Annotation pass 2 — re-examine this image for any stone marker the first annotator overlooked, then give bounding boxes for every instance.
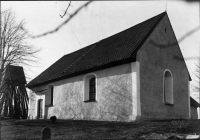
[185,135,200,139]
[41,127,51,140]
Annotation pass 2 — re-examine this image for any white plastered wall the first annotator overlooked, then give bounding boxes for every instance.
[131,61,141,120]
[29,62,136,121]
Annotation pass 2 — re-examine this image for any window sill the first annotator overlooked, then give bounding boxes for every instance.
[165,102,174,106]
[45,104,54,107]
[84,100,97,103]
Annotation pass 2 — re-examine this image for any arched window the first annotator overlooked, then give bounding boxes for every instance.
[46,85,54,106]
[84,74,97,102]
[164,70,173,105]
[89,77,96,101]
[38,99,43,118]
[50,86,54,105]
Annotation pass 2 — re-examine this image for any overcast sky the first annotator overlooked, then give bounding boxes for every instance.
[2,1,200,100]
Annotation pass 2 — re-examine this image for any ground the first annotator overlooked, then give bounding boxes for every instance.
[1,119,200,140]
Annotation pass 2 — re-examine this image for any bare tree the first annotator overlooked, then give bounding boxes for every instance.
[0,9,39,118]
[192,58,200,92]
[192,57,200,119]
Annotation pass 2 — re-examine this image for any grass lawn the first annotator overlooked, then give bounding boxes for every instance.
[1,119,200,140]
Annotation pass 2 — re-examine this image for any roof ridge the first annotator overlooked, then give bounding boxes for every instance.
[61,12,167,74]
[98,12,167,44]
[26,45,97,86]
[61,43,97,74]
[130,12,167,58]
[27,12,170,88]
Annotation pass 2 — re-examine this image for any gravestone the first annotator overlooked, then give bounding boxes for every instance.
[41,127,51,140]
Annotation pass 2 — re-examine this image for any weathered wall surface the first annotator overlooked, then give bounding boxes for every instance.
[28,85,47,119]
[29,63,135,121]
[28,91,36,119]
[190,106,198,119]
[137,14,190,119]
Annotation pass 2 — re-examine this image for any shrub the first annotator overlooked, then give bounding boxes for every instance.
[50,116,57,123]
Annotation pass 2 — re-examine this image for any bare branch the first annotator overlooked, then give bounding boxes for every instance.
[24,1,93,38]
[60,1,72,18]
[178,26,200,43]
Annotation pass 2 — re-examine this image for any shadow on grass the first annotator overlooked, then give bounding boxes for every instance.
[2,119,200,139]
[149,119,188,122]
[13,119,145,130]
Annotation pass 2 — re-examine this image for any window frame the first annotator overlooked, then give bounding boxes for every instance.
[45,84,54,107]
[50,86,54,105]
[163,69,174,105]
[89,77,96,101]
[83,73,97,102]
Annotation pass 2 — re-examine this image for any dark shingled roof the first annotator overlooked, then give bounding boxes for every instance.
[27,12,176,88]
[190,97,200,107]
